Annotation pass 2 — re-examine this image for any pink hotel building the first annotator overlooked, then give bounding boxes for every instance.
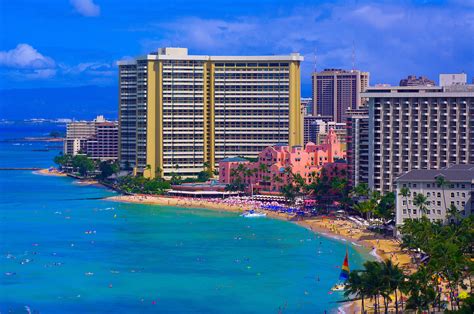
[219,129,346,193]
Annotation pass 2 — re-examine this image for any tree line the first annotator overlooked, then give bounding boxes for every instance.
[346,216,473,313]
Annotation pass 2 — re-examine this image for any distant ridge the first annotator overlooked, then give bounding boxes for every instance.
[0,86,118,120]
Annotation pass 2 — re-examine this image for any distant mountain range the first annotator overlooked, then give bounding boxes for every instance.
[0,86,118,120]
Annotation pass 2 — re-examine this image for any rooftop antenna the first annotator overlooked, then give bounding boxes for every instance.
[351,40,356,71]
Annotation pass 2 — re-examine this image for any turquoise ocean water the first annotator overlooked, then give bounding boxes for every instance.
[0,122,369,313]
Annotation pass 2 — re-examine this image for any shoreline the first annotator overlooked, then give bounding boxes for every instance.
[33,168,67,177]
[107,194,413,312]
[106,194,409,262]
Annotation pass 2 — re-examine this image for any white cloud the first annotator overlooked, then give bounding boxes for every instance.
[60,61,115,77]
[0,44,55,69]
[138,2,473,87]
[70,0,100,17]
[351,5,405,29]
[24,69,57,79]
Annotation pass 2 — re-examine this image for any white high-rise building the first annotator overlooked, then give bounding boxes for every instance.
[360,85,474,193]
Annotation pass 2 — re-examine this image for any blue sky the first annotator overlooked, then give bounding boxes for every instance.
[1,0,473,95]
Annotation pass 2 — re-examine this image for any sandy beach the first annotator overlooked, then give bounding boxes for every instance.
[34,168,67,177]
[107,194,415,313]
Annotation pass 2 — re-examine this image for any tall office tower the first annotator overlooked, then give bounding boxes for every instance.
[361,85,474,193]
[118,48,303,178]
[399,75,435,86]
[345,108,369,187]
[311,69,369,123]
[439,73,467,87]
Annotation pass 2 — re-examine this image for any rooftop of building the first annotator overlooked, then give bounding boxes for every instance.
[118,47,304,64]
[312,68,369,75]
[362,84,474,97]
[219,157,249,163]
[395,164,474,183]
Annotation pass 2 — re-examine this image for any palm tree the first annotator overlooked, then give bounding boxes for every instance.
[380,260,405,314]
[155,167,162,178]
[413,193,429,217]
[446,203,460,224]
[363,261,384,313]
[399,186,411,219]
[405,266,436,311]
[435,175,449,214]
[258,162,268,175]
[354,199,377,220]
[344,271,367,314]
[353,182,370,199]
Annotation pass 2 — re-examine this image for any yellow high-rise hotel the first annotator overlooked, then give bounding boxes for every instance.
[118,48,303,178]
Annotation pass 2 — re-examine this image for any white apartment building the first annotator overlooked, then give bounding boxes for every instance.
[395,165,474,226]
[361,85,474,193]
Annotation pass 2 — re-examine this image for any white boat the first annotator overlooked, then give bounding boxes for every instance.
[331,283,346,291]
[241,210,267,218]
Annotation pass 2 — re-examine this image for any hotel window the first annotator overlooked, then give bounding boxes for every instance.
[403,209,407,214]
[451,192,454,197]
[437,192,441,197]
[413,209,417,214]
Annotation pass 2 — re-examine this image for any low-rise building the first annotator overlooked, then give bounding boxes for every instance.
[64,116,118,161]
[86,122,119,161]
[395,164,474,226]
[219,129,346,194]
[439,73,467,87]
[399,75,435,86]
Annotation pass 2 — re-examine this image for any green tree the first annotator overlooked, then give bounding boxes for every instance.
[354,199,377,220]
[353,182,370,199]
[447,204,461,224]
[53,153,72,170]
[281,183,297,203]
[98,161,119,179]
[380,259,405,314]
[413,193,429,217]
[399,186,411,219]
[405,266,437,311]
[344,271,368,314]
[377,192,396,221]
[169,172,182,185]
[71,155,95,177]
[197,171,211,182]
[436,175,450,214]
